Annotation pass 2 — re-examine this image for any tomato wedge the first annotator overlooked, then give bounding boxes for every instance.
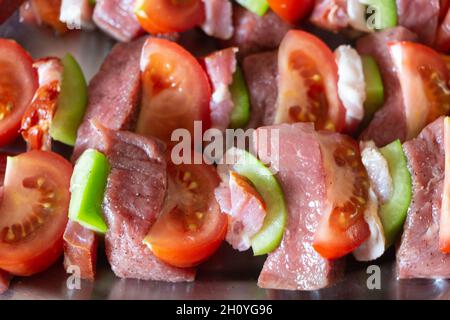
[440,117,450,253]
[274,30,346,132]
[0,151,72,276]
[134,0,205,34]
[268,0,314,24]
[136,38,211,146]
[390,41,450,140]
[313,135,370,259]
[0,39,38,147]
[144,161,227,268]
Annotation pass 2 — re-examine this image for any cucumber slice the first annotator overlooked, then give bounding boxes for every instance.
[379,140,411,247]
[361,55,384,127]
[88,0,96,5]
[69,149,110,234]
[361,0,397,30]
[236,0,269,16]
[50,53,88,146]
[229,66,250,129]
[227,148,287,256]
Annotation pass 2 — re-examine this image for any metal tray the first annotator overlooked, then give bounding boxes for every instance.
[1,13,450,300]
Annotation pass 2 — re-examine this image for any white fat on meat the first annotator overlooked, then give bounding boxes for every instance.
[60,0,95,30]
[353,188,386,261]
[34,58,63,86]
[335,45,366,128]
[360,141,393,204]
[347,0,373,32]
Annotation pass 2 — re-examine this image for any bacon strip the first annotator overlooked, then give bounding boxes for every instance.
[203,47,237,131]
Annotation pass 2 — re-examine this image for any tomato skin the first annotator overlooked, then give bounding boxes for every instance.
[0,151,72,276]
[275,30,346,132]
[390,41,450,140]
[314,217,370,259]
[149,212,227,268]
[0,39,38,147]
[268,0,314,24]
[136,38,211,146]
[134,0,205,34]
[313,136,370,260]
[144,161,227,268]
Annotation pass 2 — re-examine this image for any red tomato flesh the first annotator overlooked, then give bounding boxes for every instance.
[144,161,227,268]
[268,0,314,24]
[0,151,72,276]
[275,30,346,132]
[21,58,63,151]
[313,136,370,259]
[390,41,450,140]
[134,0,205,34]
[136,38,211,146]
[0,39,38,147]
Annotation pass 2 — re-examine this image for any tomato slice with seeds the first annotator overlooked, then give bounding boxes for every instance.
[0,39,38,147]
[136,38,211,147]
[274,30,346,132]
[0,151,72,276]
[268,0,314,24]
[390,41,450,140]
[21,58,63,151]
[144,160,227,268]
[313,135,370,259]
[134,0,205,34]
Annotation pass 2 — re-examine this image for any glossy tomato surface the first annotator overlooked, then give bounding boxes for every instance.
[390,41,450,140]
[134,0,205,34]
[313,136,370,259]
[144,161,227,268]
[268,0,314,24]
[136,38,211,146]
[0,39,38,147]
[275,30,346,132]
[0,151,72,276]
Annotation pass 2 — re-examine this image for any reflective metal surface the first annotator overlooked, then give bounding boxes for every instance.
[2,245,450,300]
[1,13,449,300]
